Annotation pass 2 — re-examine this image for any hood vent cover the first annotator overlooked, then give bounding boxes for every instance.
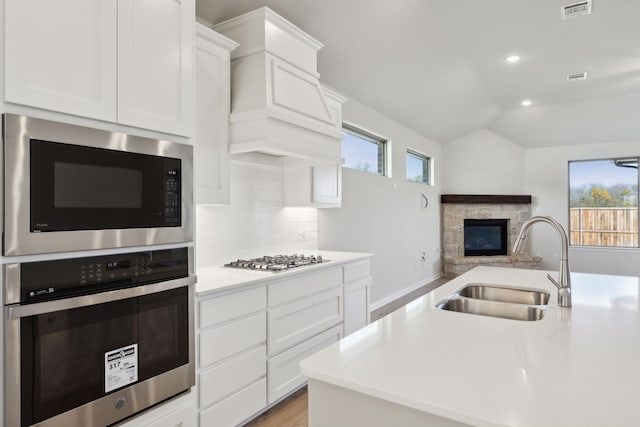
[561,1,592,19]
[213,8,346,163]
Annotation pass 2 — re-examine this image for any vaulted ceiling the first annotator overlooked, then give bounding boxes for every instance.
[196,0,640,148]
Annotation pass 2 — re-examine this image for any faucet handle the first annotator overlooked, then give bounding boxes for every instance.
[546,273,562,289]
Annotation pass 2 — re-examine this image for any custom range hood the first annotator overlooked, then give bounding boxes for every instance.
[213,7,346,163]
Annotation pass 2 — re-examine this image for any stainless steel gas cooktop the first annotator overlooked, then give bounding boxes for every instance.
[224,254,325,272]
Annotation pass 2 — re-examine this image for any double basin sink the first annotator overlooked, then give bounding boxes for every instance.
[436,283,550,321]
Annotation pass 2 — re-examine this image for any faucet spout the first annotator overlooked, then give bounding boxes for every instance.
[512,216,572,308]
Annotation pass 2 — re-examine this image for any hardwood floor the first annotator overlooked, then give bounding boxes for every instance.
[244,387,308,427]
[242,277,448,426]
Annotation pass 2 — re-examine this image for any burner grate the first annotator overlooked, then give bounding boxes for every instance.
[224,254,325,271]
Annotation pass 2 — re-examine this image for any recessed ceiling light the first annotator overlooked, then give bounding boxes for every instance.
[521,99,532,107]
[506,55,520,64]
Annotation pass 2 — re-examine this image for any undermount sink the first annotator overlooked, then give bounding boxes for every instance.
[437,297,546,321]
[436,283,549,321]
[458,283,550,305]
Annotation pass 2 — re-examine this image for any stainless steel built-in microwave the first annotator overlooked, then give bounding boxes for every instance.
[2,114,193,256]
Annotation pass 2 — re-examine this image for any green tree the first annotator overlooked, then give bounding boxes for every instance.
[589,187,612,206]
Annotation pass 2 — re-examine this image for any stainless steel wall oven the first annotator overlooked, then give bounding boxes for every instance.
[2,114,193,256]
[3,247,196,427]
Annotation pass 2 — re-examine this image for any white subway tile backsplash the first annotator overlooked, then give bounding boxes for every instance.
[195,162,318,269]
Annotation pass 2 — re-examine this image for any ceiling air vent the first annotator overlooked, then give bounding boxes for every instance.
[561,1,592,19]
[566,72,588,81]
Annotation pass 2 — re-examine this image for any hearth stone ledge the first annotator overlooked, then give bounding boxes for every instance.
[442,255,542,279]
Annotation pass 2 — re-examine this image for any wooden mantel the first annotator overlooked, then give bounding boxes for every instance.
[440,194,532,204]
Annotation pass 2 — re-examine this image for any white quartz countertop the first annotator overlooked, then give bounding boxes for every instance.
[195,250,372,296]
[300,266,640,427]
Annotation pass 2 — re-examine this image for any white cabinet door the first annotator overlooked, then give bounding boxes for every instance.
[4,0,117,121]
[312,163,342,205]
[117,0,194,136]
[284,163,341,207]
[194,25,237,205]
[344,277,372,336]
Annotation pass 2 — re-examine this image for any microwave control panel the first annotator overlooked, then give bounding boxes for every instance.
[164,168,180,225]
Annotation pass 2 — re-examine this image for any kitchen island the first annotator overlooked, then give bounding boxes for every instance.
[300,266,640,427]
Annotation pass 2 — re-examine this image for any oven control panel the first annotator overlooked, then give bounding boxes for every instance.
[14,247,188,303]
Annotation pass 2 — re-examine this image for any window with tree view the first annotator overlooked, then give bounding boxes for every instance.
[341,124,386,176]
[406,149,431,184]
[569,158,639,247]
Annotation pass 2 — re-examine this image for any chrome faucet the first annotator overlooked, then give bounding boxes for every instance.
[512,216,572,308]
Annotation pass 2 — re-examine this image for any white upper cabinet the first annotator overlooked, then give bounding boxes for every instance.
[4,0,194,137]
[284,162,342,208]
[4,0,118,121]
[117,0,194,136]
[194,24,238,205]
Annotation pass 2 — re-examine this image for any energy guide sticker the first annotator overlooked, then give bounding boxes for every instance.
[105,344,138,393]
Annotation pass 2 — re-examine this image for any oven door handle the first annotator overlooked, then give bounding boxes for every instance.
[6,275,197,319]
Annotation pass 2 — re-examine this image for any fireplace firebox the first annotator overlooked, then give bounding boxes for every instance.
[464,219,508,256]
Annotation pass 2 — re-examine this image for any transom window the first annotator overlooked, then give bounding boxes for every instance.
[568,157,639,247]
[406,149,432,185]
[341,123,387,176]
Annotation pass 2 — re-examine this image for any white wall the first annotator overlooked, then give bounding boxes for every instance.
[524,141,640,276]
[318,97,442,309]
[442,129,525,194]
[195,161,318,269]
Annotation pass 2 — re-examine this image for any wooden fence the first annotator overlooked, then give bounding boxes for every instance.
[570,207,638,247]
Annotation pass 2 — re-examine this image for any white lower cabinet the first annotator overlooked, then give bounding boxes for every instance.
[268,324,342,403]
[265,268,344,403]
[343,260,373,336]
[199,378,267,427]
[344,278,372,336]
[197,286,267,427]
[199,346,266,408]
[199,312,266,367]
[195,257,372,425]
[268,287,343,355]
[116,393,195,427]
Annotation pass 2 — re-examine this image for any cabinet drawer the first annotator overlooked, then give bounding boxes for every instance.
[116,393,194,427]
[199,286,266,328]
[199,378,266,427]
[268,324,342,404]
[145,403,195,427]
[199,312,266,368]
[268,287,343,355]
[343,259,371,283]
[269,267,342,306]
[199,346,266,409]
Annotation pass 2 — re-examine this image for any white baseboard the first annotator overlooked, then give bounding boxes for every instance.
[369,272,442,312]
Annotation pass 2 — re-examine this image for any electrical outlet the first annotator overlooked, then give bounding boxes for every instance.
[421,251,426,262]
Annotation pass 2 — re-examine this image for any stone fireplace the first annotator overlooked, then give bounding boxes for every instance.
[441,195,541,279]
